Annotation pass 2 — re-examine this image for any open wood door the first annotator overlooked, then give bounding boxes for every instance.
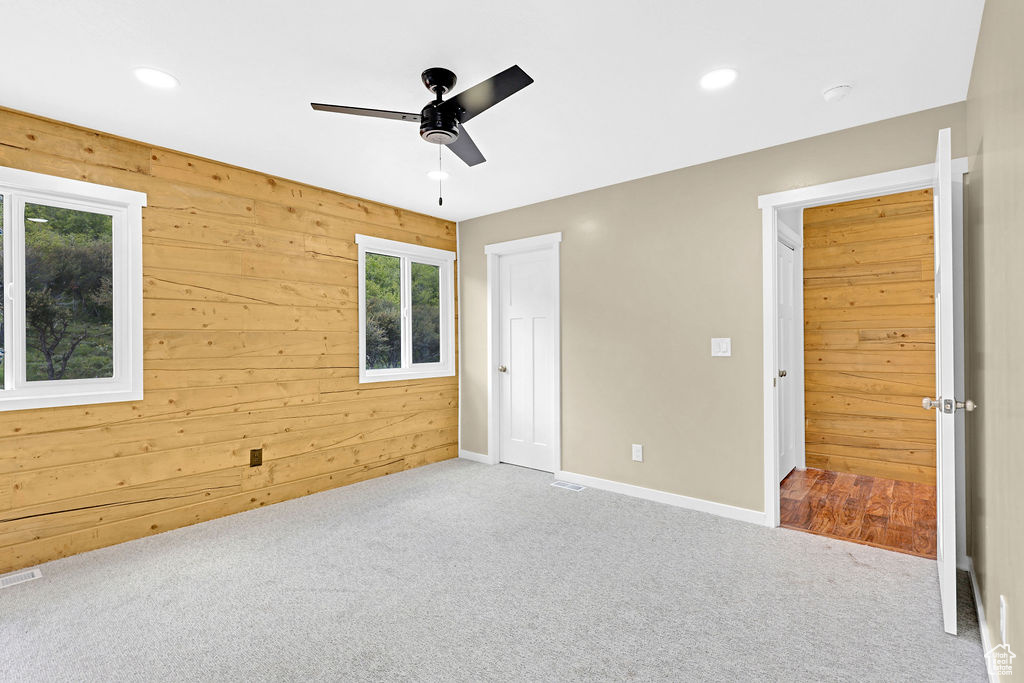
[928,127,964,635]
[777,242,798,481]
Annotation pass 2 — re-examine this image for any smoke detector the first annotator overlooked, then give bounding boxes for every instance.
[823,84,853,103]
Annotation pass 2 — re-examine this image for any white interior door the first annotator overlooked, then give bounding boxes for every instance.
[498,248,557,472]
[777,242,797,481]
[929,127,962,635]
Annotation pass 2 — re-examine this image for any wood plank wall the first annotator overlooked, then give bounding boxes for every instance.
[803,189,936,484]
[0,107,458,574]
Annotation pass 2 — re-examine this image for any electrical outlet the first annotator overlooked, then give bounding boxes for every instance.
[1001,594,1008,644]
[249,448,263,467]
[632,444,643,462]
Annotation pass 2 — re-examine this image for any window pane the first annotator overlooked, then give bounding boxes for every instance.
[0,195,4,387]
[364,252,401,369]
[411,261,440,364]
[25,203,113,381]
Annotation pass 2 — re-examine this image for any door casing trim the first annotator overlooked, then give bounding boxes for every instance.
[485,232,562,469]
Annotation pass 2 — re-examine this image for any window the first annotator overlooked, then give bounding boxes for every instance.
[0,165,146,411]
[356,234,455,383]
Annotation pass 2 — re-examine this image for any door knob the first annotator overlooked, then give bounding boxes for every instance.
[924,397,977,412]
[498,365,507,373]
[778,369,787,378]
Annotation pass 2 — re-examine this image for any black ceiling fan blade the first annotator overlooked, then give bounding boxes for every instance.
[442,65,533,123]
[310,103,421,122]
[446,125,485,166]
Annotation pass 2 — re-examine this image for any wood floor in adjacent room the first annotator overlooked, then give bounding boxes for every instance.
[780,468,937,558]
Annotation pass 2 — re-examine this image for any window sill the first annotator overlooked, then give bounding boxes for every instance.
[0,388,143,412]
[358,368,455,384]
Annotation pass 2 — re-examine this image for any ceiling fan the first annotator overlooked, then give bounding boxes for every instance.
[311,65,534,167]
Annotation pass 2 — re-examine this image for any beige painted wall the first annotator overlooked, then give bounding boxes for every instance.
[965,0,1023,660]
[459,103,965,512]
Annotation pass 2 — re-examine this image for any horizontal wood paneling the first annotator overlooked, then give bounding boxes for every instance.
[0,106,458,573]
[803,190,935,484]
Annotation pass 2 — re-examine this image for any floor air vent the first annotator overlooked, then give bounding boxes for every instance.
[0,568,42,589]
[551,480,586,492]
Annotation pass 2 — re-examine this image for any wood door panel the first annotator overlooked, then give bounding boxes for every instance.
[803,189,935,484]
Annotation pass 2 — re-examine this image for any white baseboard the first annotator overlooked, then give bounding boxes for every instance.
[554,470,767,526]
[459,449,497,465]
[966,556,997,682]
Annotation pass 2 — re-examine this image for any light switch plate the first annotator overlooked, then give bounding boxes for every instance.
[711,338,732,357]
[631,444,643,462]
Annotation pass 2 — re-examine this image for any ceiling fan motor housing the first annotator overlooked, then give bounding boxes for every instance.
[419,103,459,144]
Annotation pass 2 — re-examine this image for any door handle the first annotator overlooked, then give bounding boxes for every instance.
[778,369,787,378]
[498,365,507,373]
[923,397,977,413]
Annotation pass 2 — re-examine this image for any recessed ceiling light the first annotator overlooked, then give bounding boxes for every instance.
[133,66,179,89]
[700,68,738,91]
[27,217,48,223]
[427,169,449,181]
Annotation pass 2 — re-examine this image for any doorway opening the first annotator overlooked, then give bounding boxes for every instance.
[760,138,968,634]
[780,188,939,558]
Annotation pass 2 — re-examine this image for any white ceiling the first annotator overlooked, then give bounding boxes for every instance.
[1,1,984,222]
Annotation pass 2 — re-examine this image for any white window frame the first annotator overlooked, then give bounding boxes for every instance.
[0,165,146,412]
[356,234,456,383]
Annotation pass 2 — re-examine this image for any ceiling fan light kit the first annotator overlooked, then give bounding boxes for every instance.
[311,64,534,168]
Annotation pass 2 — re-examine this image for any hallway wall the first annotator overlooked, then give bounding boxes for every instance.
[803,189,936,484]
[965,0,1024,659]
